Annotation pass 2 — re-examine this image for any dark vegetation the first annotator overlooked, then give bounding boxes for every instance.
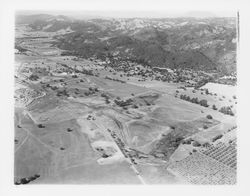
[212,134,223,142]
[114,98,134,107]
[206,114,213,119]
[192,141,201,147]
[219,106,235,116]
[17,14,237,74]
[56,89,70,97]
[212,104,218,110]
[28,74,39,81]
[179,94,209,107]
[101,93,111,104]
[15,44,29,53]
[37,124,45,128]
[15,174,40,185]
[105,76,126,83]
[150,129,186,160]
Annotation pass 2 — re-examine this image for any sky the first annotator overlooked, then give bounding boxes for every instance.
[16,10,237,19]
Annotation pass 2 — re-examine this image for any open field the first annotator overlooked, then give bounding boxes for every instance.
[15,108,142,184]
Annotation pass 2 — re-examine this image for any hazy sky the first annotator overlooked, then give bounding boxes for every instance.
[17,10,237,19]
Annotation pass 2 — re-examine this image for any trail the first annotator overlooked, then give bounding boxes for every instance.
[15,134,29,153]
[22,127,58,153]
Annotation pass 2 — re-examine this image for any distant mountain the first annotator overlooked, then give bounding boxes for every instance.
[15,14,73,25]
[16,14,237,74]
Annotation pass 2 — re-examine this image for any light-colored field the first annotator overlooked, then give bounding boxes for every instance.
[15,107,142,184]
[15,111,96,178]
[150,94,204,124]
[89,76,149,98]
[37,161,141,184]
[128,79,183,95]
[202,82,236,98]
[175,86,236,114]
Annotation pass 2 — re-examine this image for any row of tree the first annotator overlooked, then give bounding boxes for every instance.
[179,94,209,107]
[219,106,235,116]
[114,98,133,107]
[179,94,234,116]
[15,174,40,185]
[105,76,126,83]
[101,93,111,104]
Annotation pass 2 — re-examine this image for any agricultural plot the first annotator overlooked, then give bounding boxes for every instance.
[200,142,237,169]
[168,152,236,185]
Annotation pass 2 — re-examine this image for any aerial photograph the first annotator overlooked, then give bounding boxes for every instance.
[14,10,237,185]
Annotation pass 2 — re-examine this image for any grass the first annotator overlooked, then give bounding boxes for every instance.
[89,76,149,98]
[14,109,100,182]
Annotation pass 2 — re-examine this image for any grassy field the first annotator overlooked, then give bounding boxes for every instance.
[175,86,236,114]
[15,107,142,184]
[36,161,141,184]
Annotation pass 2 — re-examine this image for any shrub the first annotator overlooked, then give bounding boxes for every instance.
[192,141,201,147]
[212,104,217,110]
[219,106,234,116]
[133,105,138,108]
[206,114,213,119]
[212,134,223,142]
[37,124,45,128]
[202,142,210,147]
[200,99,209,107]
[28,74,39,81]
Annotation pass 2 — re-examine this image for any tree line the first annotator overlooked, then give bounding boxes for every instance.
[179,94,209,107]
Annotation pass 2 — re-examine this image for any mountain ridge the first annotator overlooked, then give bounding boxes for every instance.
[16,14,237,74]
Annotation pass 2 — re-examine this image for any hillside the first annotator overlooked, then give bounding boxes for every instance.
[16,14,237,74]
